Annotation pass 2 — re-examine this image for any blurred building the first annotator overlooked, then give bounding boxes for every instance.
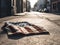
[12,0,30,13]
[0,0,30,18]
[1,0,11,17]
[23,0,31,12]
[23,0,27,12]
[26,0,31,12]
[46,0,51,12]
[51,0,60,13]
[10,0,24,14]
[33,0,46,11]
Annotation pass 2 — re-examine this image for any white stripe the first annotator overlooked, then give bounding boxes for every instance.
[20,27,29,34]
[27,26,39,33]
[16,28,22,33]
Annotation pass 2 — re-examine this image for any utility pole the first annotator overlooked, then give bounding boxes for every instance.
[0,0,1,17]
[21,0,23,12]
[45,0,47,8]
[26,0,27,11]
[50,0,52,12]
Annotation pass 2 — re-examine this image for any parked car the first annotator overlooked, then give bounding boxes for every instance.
[39,8,48,12]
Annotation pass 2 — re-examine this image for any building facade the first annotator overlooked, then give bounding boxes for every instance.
[11,0,26,14]
[33,0,47,11]
[0,0,29,18]
[1,0,11,17]
[51,0,60,13]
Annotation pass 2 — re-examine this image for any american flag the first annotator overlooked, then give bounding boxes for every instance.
[6,24,48,35]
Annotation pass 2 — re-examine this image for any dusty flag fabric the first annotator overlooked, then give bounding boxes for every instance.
[2,22,49,35]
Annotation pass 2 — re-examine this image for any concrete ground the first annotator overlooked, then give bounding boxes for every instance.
[0,12,60,45]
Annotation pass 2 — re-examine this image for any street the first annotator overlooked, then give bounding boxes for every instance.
[0,12,60,45]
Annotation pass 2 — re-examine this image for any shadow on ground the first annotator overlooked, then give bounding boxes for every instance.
[0,29,49,40]
[4,31,50,40]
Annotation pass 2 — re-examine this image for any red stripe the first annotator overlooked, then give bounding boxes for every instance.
[31,24,43,32]
[18,27,24,34]
[24,27,33,33]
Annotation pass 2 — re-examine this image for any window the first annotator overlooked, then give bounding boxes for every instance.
[53,3,56,10]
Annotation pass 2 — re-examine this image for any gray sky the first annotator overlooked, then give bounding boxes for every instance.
[28,0,38,8]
